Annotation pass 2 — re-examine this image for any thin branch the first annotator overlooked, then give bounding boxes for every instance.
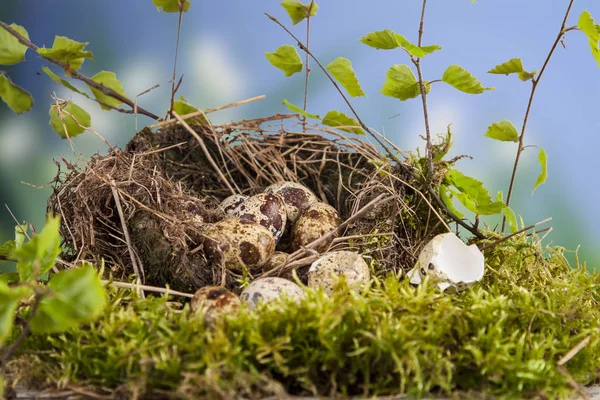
[0,21,160,120]
[479,217,552,251]
[104,280,194,298]
[1,293,42,371]
[169,3,185,118]
[302,1,315,132]
[502,0,575,231]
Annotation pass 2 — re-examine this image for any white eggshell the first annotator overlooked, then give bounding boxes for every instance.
[308,251,370,295]
[240,277,305,310]
[407,232,484,292]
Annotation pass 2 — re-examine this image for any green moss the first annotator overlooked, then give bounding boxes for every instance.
[12,235,600,399]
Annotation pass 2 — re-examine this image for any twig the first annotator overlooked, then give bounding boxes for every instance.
[0,21,159,120]
[104,280,194,299]
[169,2,185,118]
[302,1,315,132]
[149,95,266,129]
[479,217,552,251]
[557,366,591,400]
[502,0,575,232]
[171,111,236,195]
[109,179,145,298]
[412,0,434,180]
[1,293,42,371]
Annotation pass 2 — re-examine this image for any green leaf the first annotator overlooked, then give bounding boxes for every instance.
[445,169,504,215]
[488,58,524,75]
[0,241,15,259]
[282,99,320,119]
[517,70,537,82]
[504,205,518,233]
[394,33,441,58]
[380,64,430,101]
[87,71,129,110]
[265,45,303,77]
[0,23,29,65]
[0,74,33,114]
[485,120,519,142]
[326,57,366,98]
[440,184,463,219]
[49,101,91,139]
[0,282,30,345]
[578,10,600,67]
[322,110,364,135]
[30,265,106,334]
[173,96,207,123]
[42,66,88,96]
[280,0,318,25]
[12,216,61,282]
[152,0,191,12]
[532,148,548,194]
[442,65,493,94]
[37,36,94,71]
[14,224,27,249]
[0,273,20,284]
[360,30,401,50]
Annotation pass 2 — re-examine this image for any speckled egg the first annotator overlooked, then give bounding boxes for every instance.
[199,218,275,272]
[264,181,318,224]
[219,194,248,215]
[308,251,370,295]
[291,202,341,253]
[232,193,287,244]
[190,286,241,321]
[262,251,290,272]
[240,277,305,310]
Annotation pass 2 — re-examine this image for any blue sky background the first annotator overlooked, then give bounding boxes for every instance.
[0,1,599,268]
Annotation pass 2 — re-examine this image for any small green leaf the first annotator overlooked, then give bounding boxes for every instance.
[445,169,504,215]
[504,205,518,233]
[0,282,30,345]
[326,57,366,98]
[12,216,61,282]
[152,0,191,12]
[394,33,441,58]
[0,74,33,114]
[0,23,29,65]
[578,10,600,67]
[265,45,303,77]
[488,58,524,75]
[322,110,364,135]
[517,70,537,82]
[280,0,318,25]
[380,64,430,101]
[442,65,493,94]
[0,241,14,259]
[532,148,548,194]
[173,96,207,123]
[440,184,463,219]
[49,101,91,139]
[282,99,320,119]
[30,265,107,334]
[87,71,129,110]
[14,224,27,249]
[485,120,519,142]
[42,66,88,96]
[0,273,20,284]
[37,36,94,71]
[360,29,401,50]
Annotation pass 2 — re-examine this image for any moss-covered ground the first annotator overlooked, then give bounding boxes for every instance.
[10,234,600,399]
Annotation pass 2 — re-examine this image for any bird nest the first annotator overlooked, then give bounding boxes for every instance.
[47,115,451,293]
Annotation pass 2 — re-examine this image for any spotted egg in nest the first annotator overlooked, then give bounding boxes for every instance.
[292,202,341,253]
[232,193,287,244]
[190,286,241,322]
[264,181,318,224]
[198,218,275,272]
[219,194,248,215]
[308,251,370,295]
[240,277,305,310]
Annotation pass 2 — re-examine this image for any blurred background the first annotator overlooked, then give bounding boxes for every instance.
[0,1,598,270]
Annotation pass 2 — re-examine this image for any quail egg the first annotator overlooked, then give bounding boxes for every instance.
[308,251,370,295]
[219,194,248,215]
[264,181,318,223]
[190,286,241,321]
[240,277,305,310]
[262,251,290,272]
[199,218,275,272]
[291,202,341,253]
[232,193,287,244]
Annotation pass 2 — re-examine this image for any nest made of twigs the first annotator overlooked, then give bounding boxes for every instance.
[48,115,450,292]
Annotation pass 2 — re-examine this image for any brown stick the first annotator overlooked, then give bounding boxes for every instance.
[169,2,185,118]
[0,21,159,120]
[105,280,194,299]
[479,217,552,251]
[502,0,575,232]
[302,1,315,132]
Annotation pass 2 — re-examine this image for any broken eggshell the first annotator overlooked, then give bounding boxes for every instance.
[240,277,305,310]
[190,286,241,322]
[264,181,318,224]
[232,193,287,244]
[308,251,370,295]
[407,232,484,292]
